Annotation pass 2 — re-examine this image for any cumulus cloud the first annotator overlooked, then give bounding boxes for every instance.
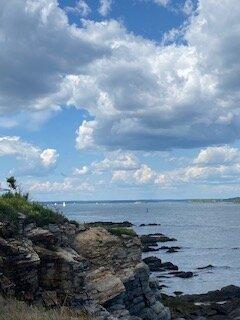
[105,153,156,185]
[0,0,108,118]
[76,120,97,150]
[72,144,240,188]
[0,136,58,174]
[1,0,240,152]
[73,151,155,185]
[92,151,140,171]
[134,164,156,183]
[75,0,240,151]
[111,164,156,185]
[154,145,240,187]
[98,0,112,16]
[40,149,59,167]
[193,146,240,166]
[28,144,240,197]
[65,0,91,17]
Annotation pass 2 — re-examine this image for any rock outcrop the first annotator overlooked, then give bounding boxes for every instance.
[163,285,240,320]
[74,227,171,320]
[0,217,170,320]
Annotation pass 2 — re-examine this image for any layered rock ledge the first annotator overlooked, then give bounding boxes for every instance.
[0,216,170,320]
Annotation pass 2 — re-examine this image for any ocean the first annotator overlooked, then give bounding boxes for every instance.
[52,200,240,295]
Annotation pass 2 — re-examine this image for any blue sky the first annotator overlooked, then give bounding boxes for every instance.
[1,0,240,201]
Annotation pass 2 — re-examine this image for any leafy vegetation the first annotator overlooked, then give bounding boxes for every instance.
[108,227,137,237]
[6,176,17,191]
[0,177,67,233]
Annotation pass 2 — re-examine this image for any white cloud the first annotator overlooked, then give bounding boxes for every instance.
[154,145,240,187]
[193,146,240,166]
[98,0,112,16]
[134,164,156,183]
[92,151,140,171]
[109,157,156,185]
[27,144,240,197]
[0,136,58,174]
[74,165,89,175]
[65,0,91,17]
[75,0,240,151]
[40,149,59,167]
[111,170,130,183]
[154,0,171,7]
[1,0,240,152]
[0,0,109,119]
[76,120,97,150]
[182,0,195,15]
[30,178,94,193]
[111,165,156,185]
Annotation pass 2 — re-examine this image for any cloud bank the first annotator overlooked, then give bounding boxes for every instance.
[0,136,58,175]
[0,0,240,153]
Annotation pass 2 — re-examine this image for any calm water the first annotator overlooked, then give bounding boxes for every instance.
[55,201,240,295]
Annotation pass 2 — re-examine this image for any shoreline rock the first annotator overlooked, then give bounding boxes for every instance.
[0,215,171,320]
[163,285,240,319]
[143,257,178,272]
[140,234,177,247]
[169,271,194,279]
[1,211,239,320]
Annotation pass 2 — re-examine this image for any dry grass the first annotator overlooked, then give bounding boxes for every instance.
[0,296,92,320]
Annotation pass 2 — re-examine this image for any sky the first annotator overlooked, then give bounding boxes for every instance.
[1,0,240,201]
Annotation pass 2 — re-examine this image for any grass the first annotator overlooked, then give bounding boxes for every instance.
[0,296,91,320]
[0,193,66,233]
[108,227,137,237]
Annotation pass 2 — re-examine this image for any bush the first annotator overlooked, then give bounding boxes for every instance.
[0,193,67,232]
[108,227,137,237]
[0,201,19,233]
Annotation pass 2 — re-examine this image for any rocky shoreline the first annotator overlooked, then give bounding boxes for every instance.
[0,211,239,320]
[135,222,240,320]
[0,216,170,320]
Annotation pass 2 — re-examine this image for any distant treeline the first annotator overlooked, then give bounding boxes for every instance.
[191,197,240,204]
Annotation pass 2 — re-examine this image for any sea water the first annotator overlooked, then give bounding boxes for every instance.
[55,201,240,295]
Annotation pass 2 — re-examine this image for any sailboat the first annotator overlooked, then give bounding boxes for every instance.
[62,201,66,207]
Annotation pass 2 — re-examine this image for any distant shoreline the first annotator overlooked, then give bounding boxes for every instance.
[42,197,240,204]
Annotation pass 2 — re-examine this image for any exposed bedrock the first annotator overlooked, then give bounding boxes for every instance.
[0,217,170,320]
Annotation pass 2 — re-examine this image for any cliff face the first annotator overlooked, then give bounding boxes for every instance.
[0,217,170,320]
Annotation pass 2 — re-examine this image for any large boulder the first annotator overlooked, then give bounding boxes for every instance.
[74,227,141,273]
[143,256,178,272]
[74,227,171,320]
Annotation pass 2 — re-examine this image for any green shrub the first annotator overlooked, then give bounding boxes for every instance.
[0,193,66,232]
[108,227,137,237]
[0,201,19,233]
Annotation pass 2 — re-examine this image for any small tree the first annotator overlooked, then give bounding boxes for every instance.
[6,176,17,191]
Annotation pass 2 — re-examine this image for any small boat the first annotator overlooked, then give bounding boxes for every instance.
[62,201,66,207]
